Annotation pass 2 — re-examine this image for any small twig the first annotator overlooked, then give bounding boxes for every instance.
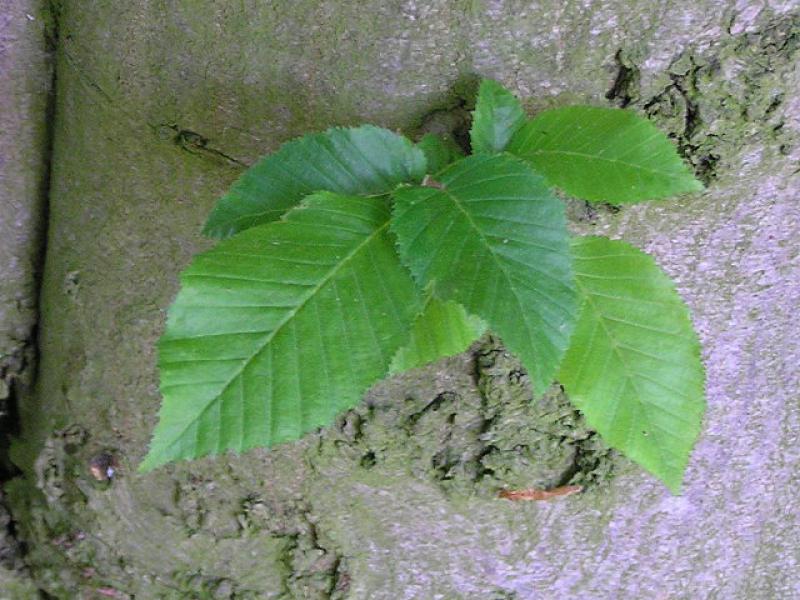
[421,174,445,189]
[96,588,127,599]
[498,485,583,501]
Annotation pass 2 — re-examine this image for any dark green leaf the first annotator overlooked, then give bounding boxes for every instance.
[558,236,705,493]
[470,79,526,154]
[203,125,427,239]
[507,106,703,203]
[142,193,422,470]
[391,154,577,395]
[416,133,465,174]
[390,298,486,374]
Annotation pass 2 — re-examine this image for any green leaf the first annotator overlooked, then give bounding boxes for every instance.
[507,106,703,203]
[391,154,577,395]
[558,236,705,493]
[203,125,427,239]
[142,192,423,470]
[470,79,526,154]
[390,298,487,374]
[416,133,465,174]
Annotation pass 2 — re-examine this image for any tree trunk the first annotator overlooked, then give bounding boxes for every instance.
[3,1,800,598]
[0,0,51,595]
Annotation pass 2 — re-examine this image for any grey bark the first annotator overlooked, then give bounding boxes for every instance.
[0,0,50,596]
[0,1,49,437]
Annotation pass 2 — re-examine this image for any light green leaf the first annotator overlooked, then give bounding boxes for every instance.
[390,298,487,374]
[203,125,427,239]
[416,133,465,174]
[558,236,705,493]
[391,154,577,395]
[507,106,703,203]
[142,193,422,470]
[470,79,526,154]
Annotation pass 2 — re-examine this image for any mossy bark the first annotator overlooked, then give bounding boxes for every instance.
[0,0,52,596]
[5,1,800,598]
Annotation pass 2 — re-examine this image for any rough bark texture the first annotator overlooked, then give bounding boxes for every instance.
[0,0,51,596]
[3,0,800,598]
[0,1,50,457]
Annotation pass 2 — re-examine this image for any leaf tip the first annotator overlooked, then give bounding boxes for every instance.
[200,221,223,240]
[665,479,683,495]
[655,464,688,495]
[688,176,706,193]
[136,452,161,474]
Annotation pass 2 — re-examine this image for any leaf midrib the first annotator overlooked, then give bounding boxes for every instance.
[162,216,391,453]
[526,149,690,179]
[437,185,544,386]
[572,272,675,474]
[228,191,393,230]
